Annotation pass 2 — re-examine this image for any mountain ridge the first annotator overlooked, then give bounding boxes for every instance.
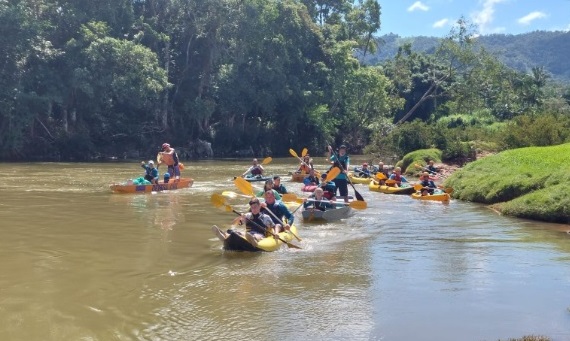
[366,31,570,83]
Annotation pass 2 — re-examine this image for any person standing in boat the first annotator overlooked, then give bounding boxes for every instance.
[242,158,264,178]
[158,143,181,181]
[141,160,159,184]
[327,145,350,203]
[303,187,334,211]
[271,176,288,194]
[241,198,277,247]
[261,190,294,232]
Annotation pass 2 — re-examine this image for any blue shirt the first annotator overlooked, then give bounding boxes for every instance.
[330,154,350,180]
[263,201,294,225]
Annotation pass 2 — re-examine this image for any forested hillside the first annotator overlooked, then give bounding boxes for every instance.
[1,1,569,162]
[366,31,570,82]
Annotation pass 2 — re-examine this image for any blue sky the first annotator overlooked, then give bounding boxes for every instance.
[380,0,570,37]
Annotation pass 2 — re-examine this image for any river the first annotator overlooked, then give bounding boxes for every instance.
[0,158,569,341]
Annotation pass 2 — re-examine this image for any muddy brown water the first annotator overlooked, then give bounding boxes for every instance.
[1,159,569,341]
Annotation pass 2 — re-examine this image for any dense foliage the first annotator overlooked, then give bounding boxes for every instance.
[1,1,569,161]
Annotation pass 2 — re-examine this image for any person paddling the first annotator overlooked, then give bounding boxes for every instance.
[242,158,264,178]
[141,160,159,184]
[388,166,409,187]
[327,145,350,203]
[158,143,181,181]
[303,187,334,211]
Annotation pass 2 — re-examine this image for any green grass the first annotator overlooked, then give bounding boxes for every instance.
[396,148,442,175]
[444,143,570,223]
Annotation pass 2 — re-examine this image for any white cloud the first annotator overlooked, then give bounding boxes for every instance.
[408,1,429,12]
[517,11,547,25]
[472,0,508,34]
[433,18,450,28]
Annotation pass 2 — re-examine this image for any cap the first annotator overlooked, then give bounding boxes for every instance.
[148,160,154,164]
[339,145,347,149]
[162,143,170,149]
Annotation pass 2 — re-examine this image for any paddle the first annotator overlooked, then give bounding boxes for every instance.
[414,163,440,177]
[329,146,365,202]
[289,148,316,175]
[234,177,302,242]
[281,193,367,210]
[210,194,301,249]
[222,191,250,199]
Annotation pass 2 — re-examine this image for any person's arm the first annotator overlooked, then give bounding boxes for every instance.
[242,166,253,177]
[279,202,294,226]
[258,165,264,175]
[280,185,288,194]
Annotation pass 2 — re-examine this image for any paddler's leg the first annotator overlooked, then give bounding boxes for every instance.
[211,225,228,241]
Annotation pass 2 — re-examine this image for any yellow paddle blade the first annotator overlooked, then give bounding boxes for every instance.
[385,179,396,186]
[325,167,341,182]
[349,200,367,210]
[282,193,298,202]
[234,177,255,196]
[211,193,227,208]
[413,183,423,191]
[375,172,387,180]
[444,187,454,194]
[289,148,299,158]
[261,156,272,165]
[301,148,308,157]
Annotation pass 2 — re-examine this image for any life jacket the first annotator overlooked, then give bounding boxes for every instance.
[161,151,175,166]
[245,212,269,235]
[251,166,262,175]
[299,164,311,173]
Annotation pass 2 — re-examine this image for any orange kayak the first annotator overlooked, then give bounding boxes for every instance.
[110,178,194,194]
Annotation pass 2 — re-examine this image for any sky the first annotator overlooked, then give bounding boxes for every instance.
[380,0,570,37]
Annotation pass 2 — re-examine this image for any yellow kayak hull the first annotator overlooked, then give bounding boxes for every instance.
[348,172,373,184]
[411,192,451,202]
[217,225,299,252]
[368,182,415,194]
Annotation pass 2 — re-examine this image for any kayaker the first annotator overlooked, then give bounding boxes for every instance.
[388,167,409,187]
[272,176,288,194]
[261,190,293,232]
[158,143,181,181]
[296,154,313,174]
[256,179,282,200]
[303,187,334,211]
[303,168,320,186]
[141,160,159,184]
[426,160,439,175]
[327,145,350,203]
[241,198,277,246]
[320,173,337,200]
[419,172,437,195]
[375,161,390,183]
[357,163,372,178]
[242,158,264,177]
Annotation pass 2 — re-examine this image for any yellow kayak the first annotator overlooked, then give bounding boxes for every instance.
[411,192,450,202]
[368,181,415,194]
[348,172,373,184]
[212,225,299,252]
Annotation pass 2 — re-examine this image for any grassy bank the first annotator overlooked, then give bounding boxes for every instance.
[443,143,570,223]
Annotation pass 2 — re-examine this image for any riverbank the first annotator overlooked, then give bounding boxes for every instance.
[442,143,570,224]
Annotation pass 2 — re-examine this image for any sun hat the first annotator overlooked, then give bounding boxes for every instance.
[339,145,347,149]
[148,160,154,164]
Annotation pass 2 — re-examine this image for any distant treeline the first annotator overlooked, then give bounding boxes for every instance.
[1,2,568,162]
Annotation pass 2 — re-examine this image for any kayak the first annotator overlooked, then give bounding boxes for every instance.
[302,185,318,192]
[238,175,272,182]
[368,181,415,195]
[348,172,373,184]
[110,178,194,194]
[301,206,352,222]
[290,172,306,182]
[211,225,299,252]
[411,191,451,202]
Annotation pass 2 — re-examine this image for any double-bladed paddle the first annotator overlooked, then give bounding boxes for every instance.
[210,193,301,249]
[281,192,367,210]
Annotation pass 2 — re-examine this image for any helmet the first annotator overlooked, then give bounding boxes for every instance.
[148,160,154,164]
[162,143,170,150]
